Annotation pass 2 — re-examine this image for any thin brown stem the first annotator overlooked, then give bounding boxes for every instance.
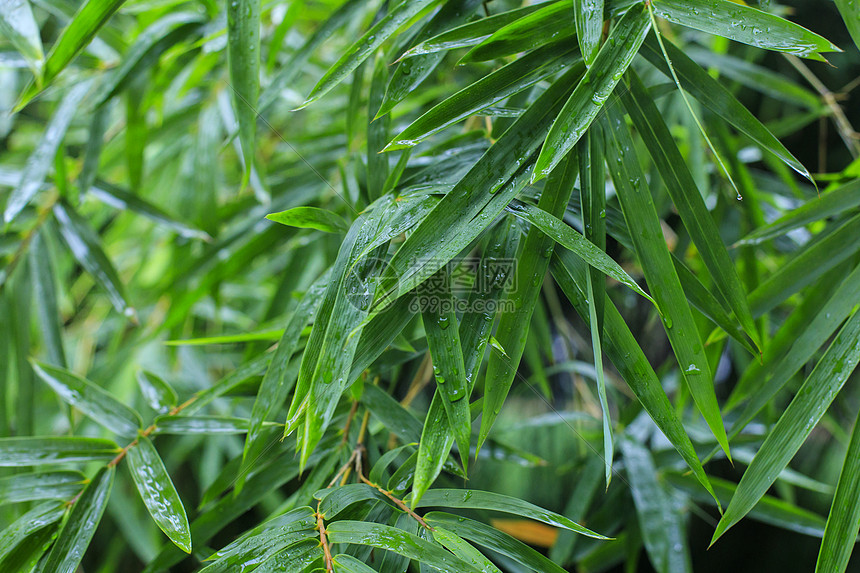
[316,501,334,571]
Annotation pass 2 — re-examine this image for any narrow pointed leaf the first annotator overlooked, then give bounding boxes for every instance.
[574,0,604,65]
[227,0,261,181]
[651,0,840,59]
[0,471,86,505]
[835,0,860,52]
[52,199,134,316]
[267,206,349,234]
[602,106,729,459]
[0,436,119,466]
[136,371,178,414]
[300,0,441,107]
[32,360,142,438]
[39,465,114,573]
[713,309,860,543]
[5,79,91,223]
[385,41,578,151]
[432,528,502,573]
[127,436,192,553]
[0,502,65,564]
[421,270,472,472]
[620,70,759,349]
[461,1,574,62]
[640,34,812,182]
[0,0,44,78]
[154,416,264,435]
[816,408,860,573]
[325,520,481,572]
[400,3,545,58]
[479,154,577,447]
[410,489,609,539]
[533,3,650,180]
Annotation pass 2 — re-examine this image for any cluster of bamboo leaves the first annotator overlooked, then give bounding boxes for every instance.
[1,0,860,570]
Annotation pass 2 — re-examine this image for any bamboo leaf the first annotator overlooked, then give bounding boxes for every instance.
[432,528,502,573]
[0,0,44,79]
[574,0,603,65]
[0,436,119,466]
[640,34,813,182]
[325,520,481,572]
[52,199,135,316]
[136,371,178,414]
[816,408,860,573]
[835,0,860,52]
[651,0,840,59]
[31,360,143,438]
[39,465,114,573]
[602,105,730,460]
[533,3,650,180]
[461,1,574,62]
[385,41,578,151]
[154,416,265,435]
[267,206,349,234]
[299,0,441,108]
[620,70,759,350]
[0,502,65,565]
[4,79,91,223]
[126,436,192,553]
[421,269,472,472]
[410,489,609,539]
[227,0,261,182]
[479,153,577,447]
[713,309,860,544]
[0,471,86,505]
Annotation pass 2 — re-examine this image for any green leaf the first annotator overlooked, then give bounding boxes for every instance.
[412,220,518,505]
[550,248,719,508]
[136,371,178,414]
[621,438,690,573]
[479,153,577,447]
[374,65,583,311]
[126,436,192,553]
[602,105,730,460]
[227,0,261,183]
[39,465,115,573]
[154,416,265,435]
[316,484,393,519]
[0,470,86,505]
[299,0,441,108]
[650,0,840,59]
[410,489,609,539]
[835,0,860,52]
[361,384,423,444]
[619,70,759,350]
[816,408,860,573]
[712,309,860,544]
[31,360,142,438]
[736,179,860,246]
[0,0,44,79]
[332,553,380,573]
[89,181,211,240]
[29,231,67,368]
[421,269,472,472]
[461,1,574,62]
[0,502,65,565]
[725,263,860,444]
[0,436,118,466]
[254,540,320,572]
[21,0,127,105]
[325,520,481,573]
[400,3,545,58]
[505,201,654,305]
[4,79,92,223]
[425,511,569,573]
[384,41,578,151]
[533,3,650,180]
[640,34,812,183]
[377,0,482,117]
[574,0,603,65]
[748,212,860,316]
[432,528,502,573]
[52,199,135,317]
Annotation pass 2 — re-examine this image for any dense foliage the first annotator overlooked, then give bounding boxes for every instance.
[1,0,860,571]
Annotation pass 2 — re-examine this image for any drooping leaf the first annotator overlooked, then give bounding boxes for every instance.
[31,360,142,438]
[533,3,651,180]
[574,0,603,65]
[39,465,115,573]
[227,0,261,183]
